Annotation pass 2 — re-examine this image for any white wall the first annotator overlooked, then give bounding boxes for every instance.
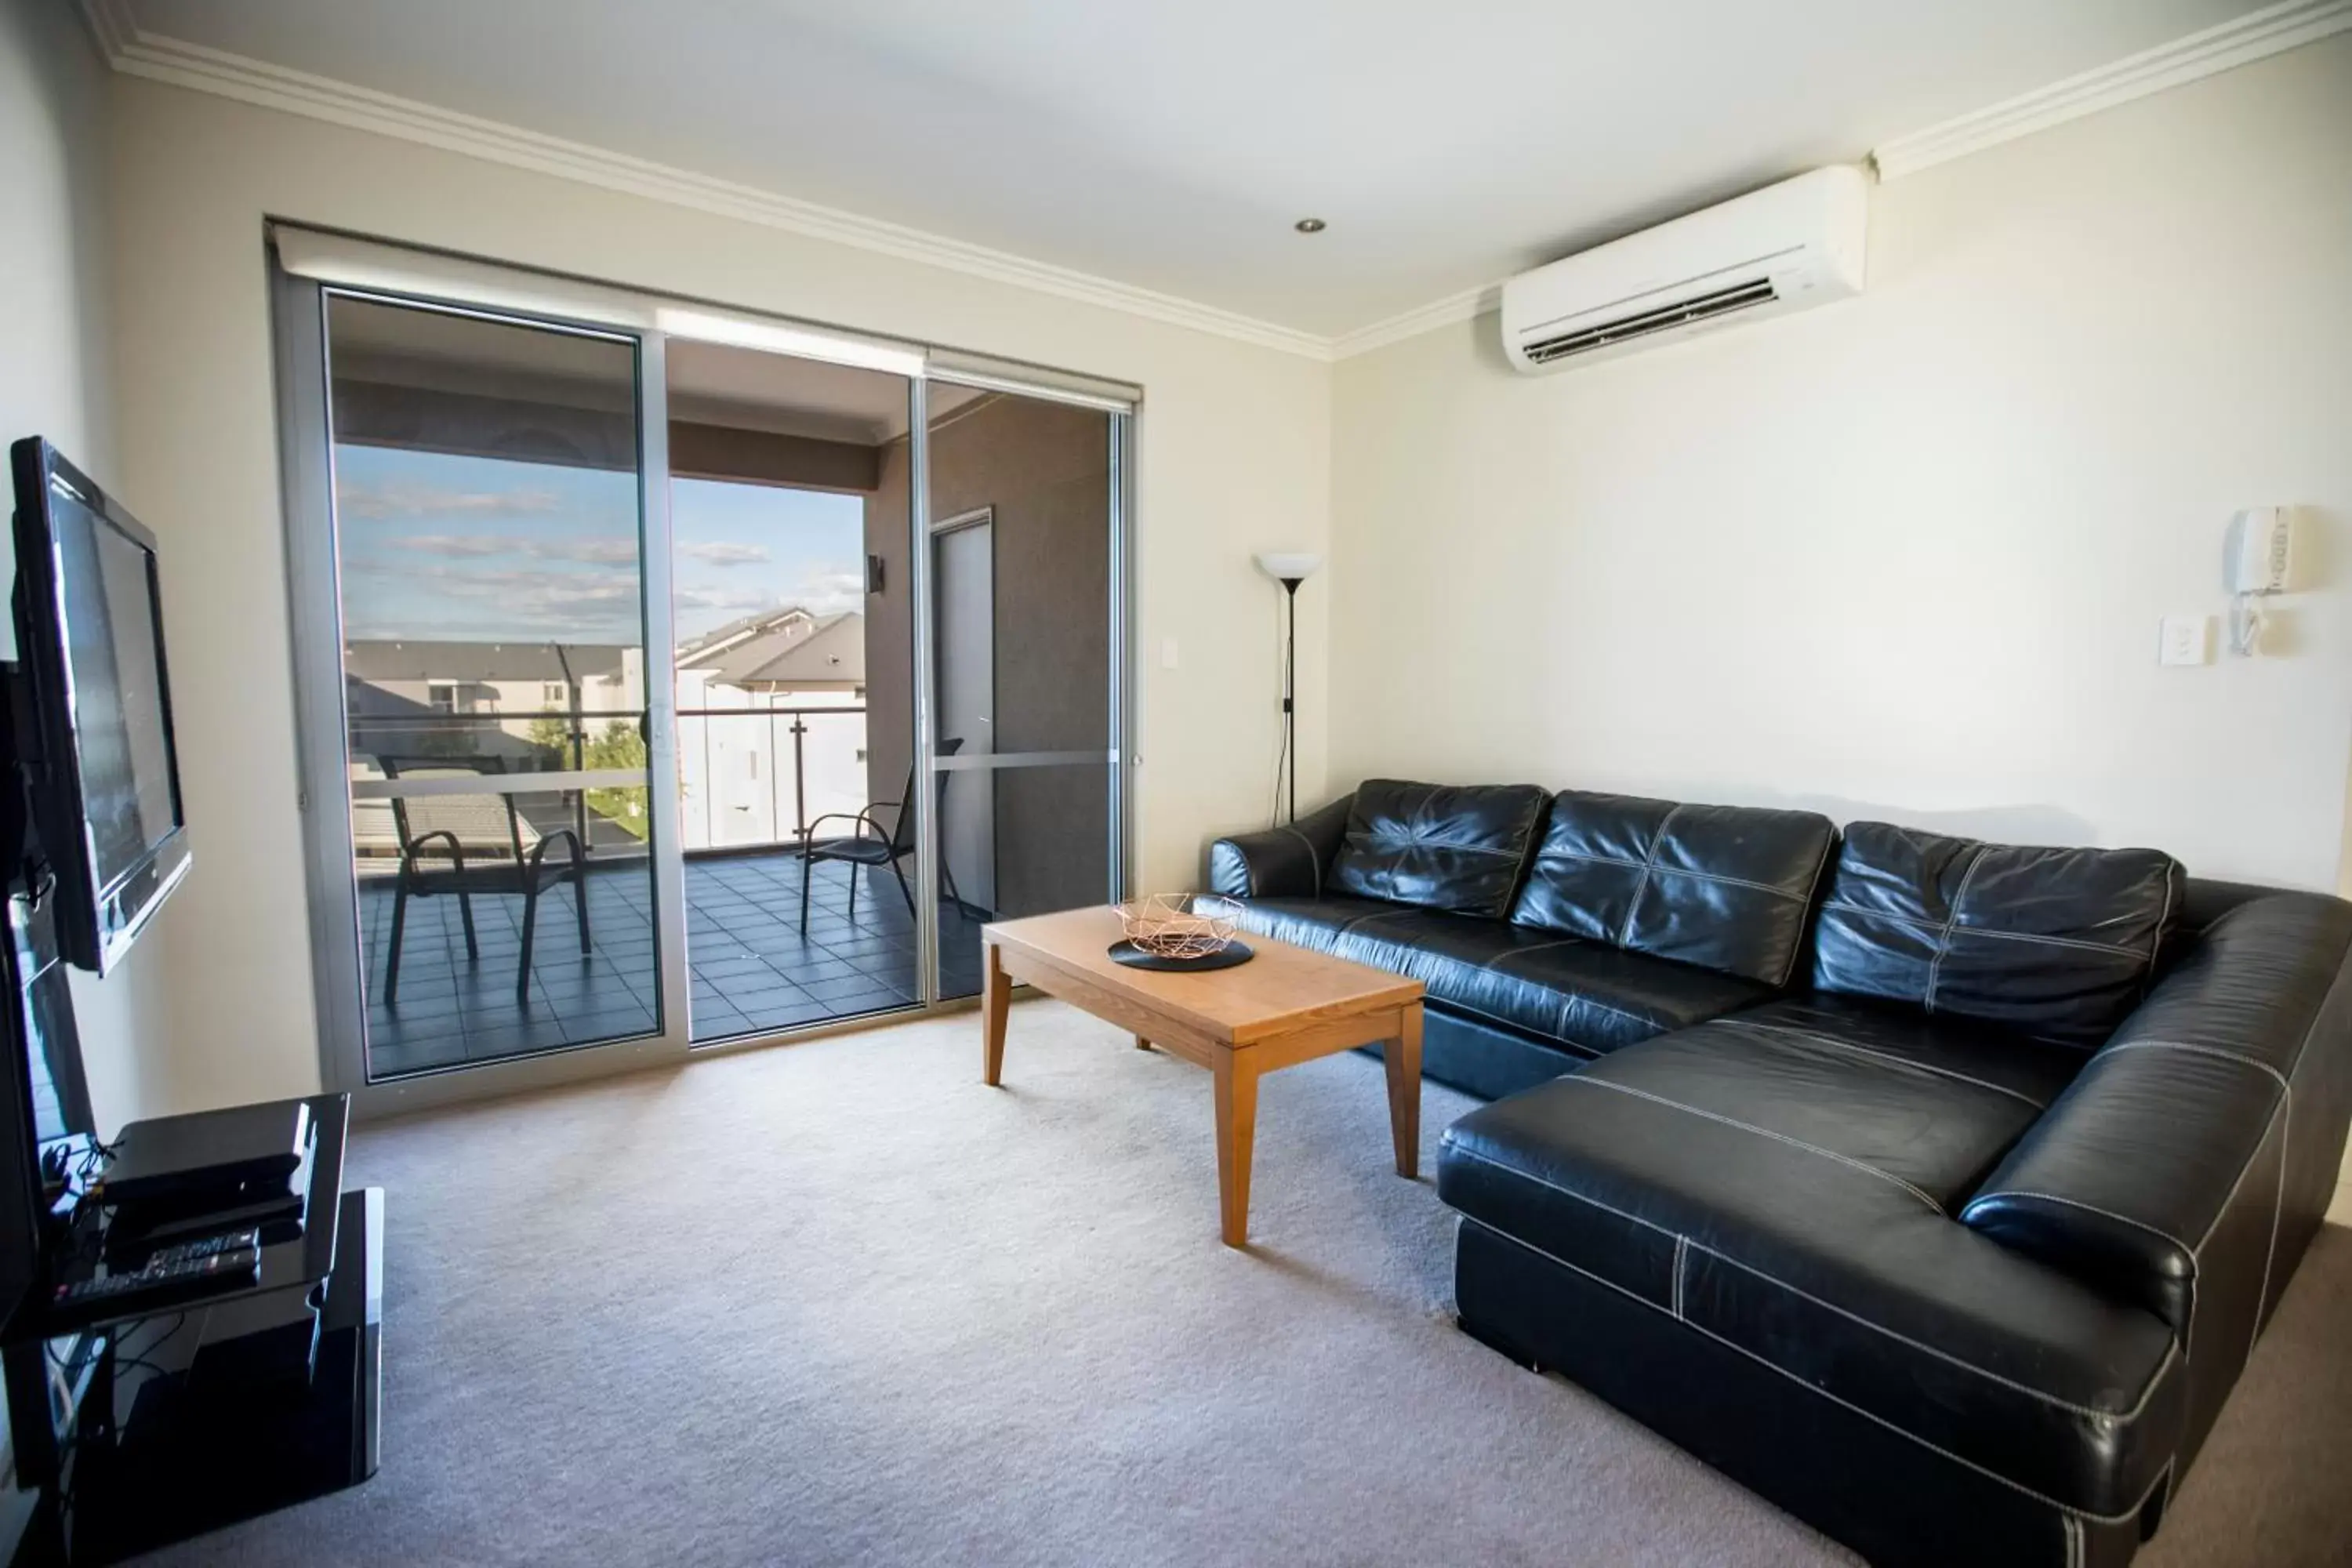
[105,74,1330,1110]
[0,0,175,1134]
[1330,37,2352,894]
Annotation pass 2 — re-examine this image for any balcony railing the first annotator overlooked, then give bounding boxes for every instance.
[345,704,871,860]
[677,706,868,856]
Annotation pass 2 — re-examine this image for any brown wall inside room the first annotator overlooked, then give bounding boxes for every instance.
[670,421,880,493]
[863,393,1112,917]
[326,373,885,495]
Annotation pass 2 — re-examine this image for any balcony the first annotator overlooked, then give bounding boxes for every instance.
[354,705,985,1076]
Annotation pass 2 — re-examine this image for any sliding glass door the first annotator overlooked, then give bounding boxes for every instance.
[922,387,1126,1000]
[273,229,1134,1103]
[279,278,691,1092]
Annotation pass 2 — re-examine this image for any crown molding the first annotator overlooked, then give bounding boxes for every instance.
[80,0,2352,363]
[1872,0,2351,180]
[78,6,1336,363]
[77,0,133,59]
[1328,285,1498,361]
[1329,0,2352,358]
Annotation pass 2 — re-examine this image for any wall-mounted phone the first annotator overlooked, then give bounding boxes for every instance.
[2223,506,2299,655]
[2225,506,2297,595]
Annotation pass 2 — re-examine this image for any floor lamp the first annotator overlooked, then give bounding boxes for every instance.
[1255,551,1321,826]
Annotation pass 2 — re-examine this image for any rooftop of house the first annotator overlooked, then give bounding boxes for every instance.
[342,607,867,691]
[680,612,864,688]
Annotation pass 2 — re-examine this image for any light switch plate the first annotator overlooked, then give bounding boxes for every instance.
[1160,637,1181,670]
[2159,614,2215,666]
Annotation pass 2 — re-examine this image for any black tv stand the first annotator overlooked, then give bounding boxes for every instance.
[2,1095,383,1565]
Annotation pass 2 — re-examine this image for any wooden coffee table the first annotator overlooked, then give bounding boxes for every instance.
[980,906,1425,1247]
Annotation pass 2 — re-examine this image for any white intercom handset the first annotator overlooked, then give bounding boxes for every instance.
[2224,506,2299,654]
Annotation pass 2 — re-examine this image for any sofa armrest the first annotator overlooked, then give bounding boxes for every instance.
[1962,891,2352,1338]
[1206,794,1352,899]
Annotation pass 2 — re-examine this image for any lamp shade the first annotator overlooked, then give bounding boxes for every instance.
[1254,551,1322,584]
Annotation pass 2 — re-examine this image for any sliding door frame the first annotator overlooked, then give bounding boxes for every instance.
[916,372,1139,927]
[270,227,1138,1110]
[274,267,695,1116]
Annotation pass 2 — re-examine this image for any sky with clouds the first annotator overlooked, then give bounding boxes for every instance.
[334,445,864,645]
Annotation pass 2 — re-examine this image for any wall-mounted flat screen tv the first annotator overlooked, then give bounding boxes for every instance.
[7,438,191,974]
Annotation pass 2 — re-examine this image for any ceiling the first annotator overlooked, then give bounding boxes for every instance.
[119,0,2276,339]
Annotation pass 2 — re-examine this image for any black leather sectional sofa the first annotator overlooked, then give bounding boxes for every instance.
[1209,780,2352,1568]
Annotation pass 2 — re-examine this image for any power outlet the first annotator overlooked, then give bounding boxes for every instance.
[2158,615,2215,667]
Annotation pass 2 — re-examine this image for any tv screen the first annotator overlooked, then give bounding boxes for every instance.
[8,438,191,974]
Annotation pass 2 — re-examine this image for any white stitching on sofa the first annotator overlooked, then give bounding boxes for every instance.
[1451,985,1661,1033]
[2144,873,2176,1003]
[1959,1190,2198,1260]
[2099,1038,2287,1090]
[1437,1141,1680,1239]
[1344,931,1666,1036]
[1961,1190,2203,1354]
[2249,1094,2290,1375]
[1563,1076,1949,1214]
[1824,902,2152,960]
[1737,1021,2049,1109]
[1617,805,1683,946]
[1442,1143,2179,1421]
[1480,937,1589,972]
[1536,846,1809,902]
[1924,848,1991,1013]
[1468,1223,2165,1526]
[1694,1243,2180,1424]
[2192,1089,2289,1257]
[1360,833,1526,860]
[1279,825,1323,896]
[1967,1046,2303,1354]
[2276,934,2351,1087]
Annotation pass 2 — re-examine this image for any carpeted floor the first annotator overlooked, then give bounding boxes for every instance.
[136,1000,2352,1566]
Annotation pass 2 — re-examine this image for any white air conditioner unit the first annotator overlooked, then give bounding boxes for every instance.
[1501,166,1868,374]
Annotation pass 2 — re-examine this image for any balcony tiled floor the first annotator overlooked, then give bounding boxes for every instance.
[359,849,988,1076]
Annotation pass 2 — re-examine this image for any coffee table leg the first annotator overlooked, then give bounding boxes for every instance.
[982,940,1011,1086]
[1134,1034,1152,1051]
[1212,1049,1259,1247]
[1385,1004,1422,1180]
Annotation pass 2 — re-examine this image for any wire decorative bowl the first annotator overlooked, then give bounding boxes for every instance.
[1116,894,1241,960]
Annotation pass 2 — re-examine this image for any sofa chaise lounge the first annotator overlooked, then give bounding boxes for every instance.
[1209,779,2352,1568]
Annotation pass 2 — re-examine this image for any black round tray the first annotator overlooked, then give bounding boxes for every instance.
[1107,938,1254,972]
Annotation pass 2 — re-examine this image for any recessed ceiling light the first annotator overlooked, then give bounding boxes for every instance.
[1294,218,1327,234]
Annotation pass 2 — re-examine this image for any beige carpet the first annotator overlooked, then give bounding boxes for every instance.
[136,1000,2352,1566]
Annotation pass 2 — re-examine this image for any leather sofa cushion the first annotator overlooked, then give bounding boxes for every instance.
[1511,792,1836,986]
[1224,898,1771,1058]
[1335,909,1774,1058]
[1327,779,1550,918]
[1811,821,2185,1048]
[1438,1000,2183,1515]
[1219,893,1410,956]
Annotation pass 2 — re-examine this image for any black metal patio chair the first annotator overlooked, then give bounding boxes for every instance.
[378,756,590,1007]
[797,737,967,935]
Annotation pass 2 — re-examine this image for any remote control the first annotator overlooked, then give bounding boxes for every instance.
[142,1229,263,1268]
[51,1244,261,1313]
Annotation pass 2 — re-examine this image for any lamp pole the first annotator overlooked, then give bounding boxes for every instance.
[1254,552,1320,828]
[1279,574,1301,825]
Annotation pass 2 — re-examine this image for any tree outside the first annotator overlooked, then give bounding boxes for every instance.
[528,709,652,841]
